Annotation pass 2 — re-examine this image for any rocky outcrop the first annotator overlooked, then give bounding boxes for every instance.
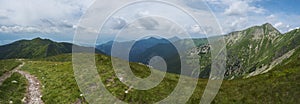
[193,23,300,79]
[188,44,211,56]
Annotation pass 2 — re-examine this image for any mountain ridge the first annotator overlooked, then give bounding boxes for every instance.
[0,37,103,59]
[122,23,300,79]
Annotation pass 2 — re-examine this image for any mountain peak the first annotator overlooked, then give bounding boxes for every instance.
[32,37,45,41]
[261,23,281,33]
[242,23,281,35]
[262,23,273,27]
[148,37,158,40]
[169,36,181,42]
[33,37,42,39]
[32,37,53,42]
[0,38,103,59]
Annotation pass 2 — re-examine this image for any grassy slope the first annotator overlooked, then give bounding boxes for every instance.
[210,47,300,103]
[21,54,179,103]
[0,60,21,76]
[22,61,84,104]
[0,73,28,103]
[194,25,300,79]
[21,53,300,103]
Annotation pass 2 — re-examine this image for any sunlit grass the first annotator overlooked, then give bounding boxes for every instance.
[0,73,27,104]
[21,52,300,103]
[0,59,21,76]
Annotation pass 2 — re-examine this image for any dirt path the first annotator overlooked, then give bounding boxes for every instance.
[0,61,44,104]
[16,69,44,104]
[0,62,24,86]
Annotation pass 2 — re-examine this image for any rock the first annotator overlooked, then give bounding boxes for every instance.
[11,80,18,83]
[124,86,133,94]
[22,97,26,103]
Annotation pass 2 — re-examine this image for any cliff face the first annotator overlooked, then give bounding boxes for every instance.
[193,23,300,79]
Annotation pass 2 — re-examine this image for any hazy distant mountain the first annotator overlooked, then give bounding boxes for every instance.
[0,37,103,59]
[96,37,171,61]
[120,23,300,79]
[168,36,181,42]
[96,23,300,79]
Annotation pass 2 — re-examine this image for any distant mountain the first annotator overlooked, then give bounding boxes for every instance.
[96,37,171,61]
[134,38,208,75]
[96,23,300,79]
[168,36,181,42]
[123,23,300,79]
[0,37,103,59]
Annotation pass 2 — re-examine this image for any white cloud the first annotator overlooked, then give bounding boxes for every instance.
[223,1,264,16]
[106,17,128,30]
[288,27,300,32]
[231,17,248,27]
[0,25,60,33]
[205,0,265,16]
[137,17,160,30]
[266,14,276,20]
[0,9,11,19]
[136,11,150,17]
[0,0,299,44]
[0,0,94,30]
[204,0,271,33]
[274,22,283,28]
[189,24,202,33]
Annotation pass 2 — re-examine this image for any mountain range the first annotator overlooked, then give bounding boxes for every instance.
[97,23,300,79]
[1,23,300,103]
[0,37,103,59]
[0,23,299,79]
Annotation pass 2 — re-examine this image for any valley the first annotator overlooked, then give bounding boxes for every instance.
[0,23,299,103]
[97,23,300,79]
[0,49,299,103]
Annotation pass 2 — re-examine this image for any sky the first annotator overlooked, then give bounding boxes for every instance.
[0,0,299,45]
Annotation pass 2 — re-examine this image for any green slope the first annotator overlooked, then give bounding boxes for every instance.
[0,73,28,104]
[22,61,83,103]
[21,54,178,103]
[0,37,103,59]
[19,51,300,103]
[0,59,21,76]
[191,23,300,79]
[210,46,300,103]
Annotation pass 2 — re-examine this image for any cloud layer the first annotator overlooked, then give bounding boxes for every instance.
[0,0,299,45]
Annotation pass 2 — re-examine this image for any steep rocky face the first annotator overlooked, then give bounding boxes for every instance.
[226,24,300,79]
[194,23,300,79]
[224,23,282,78]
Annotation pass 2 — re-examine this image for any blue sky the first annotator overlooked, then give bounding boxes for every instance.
[260,0,300,15]
[0,0,299,45]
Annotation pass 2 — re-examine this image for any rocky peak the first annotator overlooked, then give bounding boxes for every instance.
[31,37,53,44]
[262,23,273,28]
[261,23,281,34]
